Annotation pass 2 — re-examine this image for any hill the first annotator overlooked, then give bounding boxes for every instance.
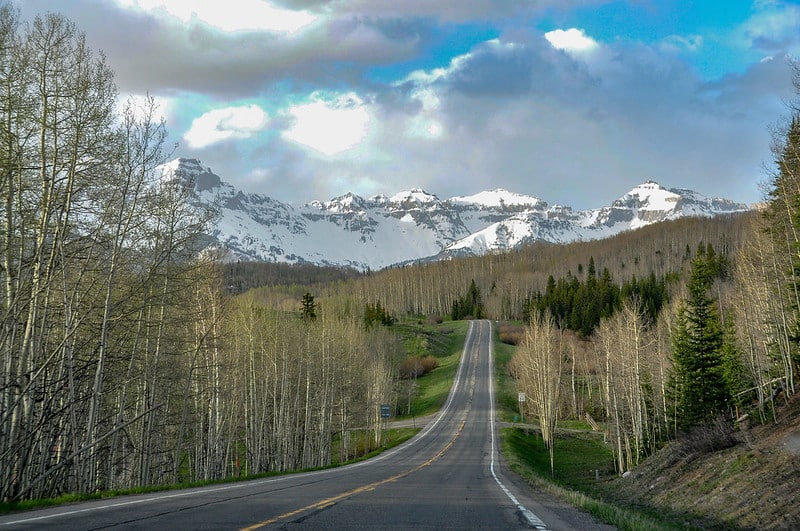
[609,393,800,529]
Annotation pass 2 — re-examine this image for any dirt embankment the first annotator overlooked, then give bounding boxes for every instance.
[610,393,800,529]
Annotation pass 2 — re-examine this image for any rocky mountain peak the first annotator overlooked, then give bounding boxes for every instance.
[160,158,750,270]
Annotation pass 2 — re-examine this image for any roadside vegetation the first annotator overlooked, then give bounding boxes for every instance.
[1,4,798,528]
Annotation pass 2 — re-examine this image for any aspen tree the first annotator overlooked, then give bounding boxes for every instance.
[514,312,561,475]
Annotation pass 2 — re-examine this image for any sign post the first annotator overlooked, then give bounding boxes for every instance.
[380,404,391,445]
[517,392,525,423]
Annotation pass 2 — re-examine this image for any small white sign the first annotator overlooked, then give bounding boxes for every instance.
[518,392,526,402]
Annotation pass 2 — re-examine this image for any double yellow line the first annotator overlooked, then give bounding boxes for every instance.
[240,420,466,530]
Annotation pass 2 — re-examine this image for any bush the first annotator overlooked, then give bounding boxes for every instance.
[498,324,525,345]
[678,416,739,459]
[398,355,438,379]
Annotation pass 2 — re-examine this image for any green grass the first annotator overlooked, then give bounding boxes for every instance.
[501,427,682,530]
[394,319,468,418]
[503,427,615,489]
[492,330,520,422]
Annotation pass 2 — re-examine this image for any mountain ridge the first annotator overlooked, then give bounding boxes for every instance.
[161,158,750,270]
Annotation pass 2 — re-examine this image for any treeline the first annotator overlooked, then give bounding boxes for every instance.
[529,257,669,336]
[325,212,750,322]
[221,261,362,295]
[451,279,485,320]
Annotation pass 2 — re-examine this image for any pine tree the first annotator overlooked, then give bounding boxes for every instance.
[452,279,484,320]
[301,292,317,322]
[670,246,730,429]
[720,315,753,412]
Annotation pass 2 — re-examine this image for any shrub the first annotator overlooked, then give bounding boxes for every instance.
[398,355,438,380]
[498,324,525,345]
[678,416,739,459]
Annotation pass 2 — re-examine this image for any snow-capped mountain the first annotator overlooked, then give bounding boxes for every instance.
[161,158,750,270]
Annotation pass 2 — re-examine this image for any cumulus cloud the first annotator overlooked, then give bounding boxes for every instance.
[15,0,794,208]
[15,0,424,99]
[184,104,268,148]
[544,28,599,53]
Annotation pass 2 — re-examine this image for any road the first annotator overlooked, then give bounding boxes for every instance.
[0,320,614,530]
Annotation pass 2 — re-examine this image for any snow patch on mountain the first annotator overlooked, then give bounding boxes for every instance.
[163,158,750,270]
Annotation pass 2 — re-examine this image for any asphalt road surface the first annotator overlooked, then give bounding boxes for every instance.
[0,320,615,530]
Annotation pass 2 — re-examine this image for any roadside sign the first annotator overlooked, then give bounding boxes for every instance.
[518,392,526,402]
[380,404,391,418]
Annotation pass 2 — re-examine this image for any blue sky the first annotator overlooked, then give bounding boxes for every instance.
[13,0,800,208]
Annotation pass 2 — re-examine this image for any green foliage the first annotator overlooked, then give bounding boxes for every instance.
[451,279,485,320]
[620,272,668,325]
[363,300,395,328]
[529,257,667,336]
[769,116,800,350]
[669,244,731,430]
[300,291,317,321]
[720,316,754,409]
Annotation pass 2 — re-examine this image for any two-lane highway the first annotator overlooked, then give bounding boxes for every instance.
[0,320,614,530]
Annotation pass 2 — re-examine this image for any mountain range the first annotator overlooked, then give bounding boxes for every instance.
[161,158,750,270]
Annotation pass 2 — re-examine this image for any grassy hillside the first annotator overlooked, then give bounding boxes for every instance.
[606,392,800,529]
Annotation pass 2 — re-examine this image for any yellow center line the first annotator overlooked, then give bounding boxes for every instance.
[240,420,466,531]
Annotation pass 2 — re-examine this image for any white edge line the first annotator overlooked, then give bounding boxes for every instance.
[486,320,548,530]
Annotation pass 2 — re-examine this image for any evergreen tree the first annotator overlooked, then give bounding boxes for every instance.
[720,315,753,411]
[451,279,484,320]
[364,300,394,328]
[301,292,317,321]
[670,247,730,429]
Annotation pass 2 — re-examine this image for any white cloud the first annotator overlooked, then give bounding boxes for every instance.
[545,28,599,53]
[184,104,268,148]
[743,2,800,49]
[661,34,704,53]
[404,86,445,139]
[282,93,372,156]
[114,0,317,33]
[407,117,444,139]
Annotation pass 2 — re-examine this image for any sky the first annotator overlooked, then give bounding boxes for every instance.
[12,0,800,208]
